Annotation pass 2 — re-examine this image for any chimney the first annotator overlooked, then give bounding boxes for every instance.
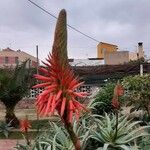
[138,42,144,59]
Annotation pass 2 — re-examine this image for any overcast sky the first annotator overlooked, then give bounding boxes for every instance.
[0,0,150,61]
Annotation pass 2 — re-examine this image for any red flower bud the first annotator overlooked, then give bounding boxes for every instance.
[20,119,31,133]
[114,85,124,96]
[112,97,120,110]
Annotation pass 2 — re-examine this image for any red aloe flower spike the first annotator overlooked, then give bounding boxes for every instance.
[45,84,57,90]
[39,105,47,116]
[112,83,124,110]
[50,95,57,115]
[33,74,51,81]
[38,96,49,106]
[44,94,53,116]
[37,105,44,115]
[116,85,124,96]
[40,90,52,96]
[55,90,62,100]
[114,84,124,96]
[61,97,66,117]
[20,116,31,146]
[112,96,120,110]
[38,67,49,74]
[68,77,79,89]
[75,110,80,121]
[33,9,87,150]
[41,61,51,68]
[68,100,74,123]
[72,92,88,98]
[73,100,87,111]
[32,83,50,89]
[49,72,58,79]
[71,82,85,90]
[20,118,31,133]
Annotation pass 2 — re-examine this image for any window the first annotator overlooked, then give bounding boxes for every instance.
[15,57,19,64]
[0,57,4,64]
[102,48,107,55]
[5,57,9,64]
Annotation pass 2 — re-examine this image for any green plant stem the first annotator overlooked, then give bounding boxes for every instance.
[114,110,118,142]
[64,122,81,150]
[25,130,30,146]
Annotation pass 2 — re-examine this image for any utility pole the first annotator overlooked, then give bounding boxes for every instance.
[140,64,143,76]
[36,45,39,126]
[36,45,39,74]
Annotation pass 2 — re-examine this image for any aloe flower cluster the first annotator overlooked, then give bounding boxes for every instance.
[33,56,87,123]
[20,118,31,133]
[112,84,124,110]
[33,9,87,124]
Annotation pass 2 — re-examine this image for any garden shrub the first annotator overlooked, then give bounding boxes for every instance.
[93,82,124,115]
[122,74,150,123]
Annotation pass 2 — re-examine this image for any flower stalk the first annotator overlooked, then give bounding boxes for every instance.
[112,83,124,142]
[20,116,31,146]
[33,9,88,150]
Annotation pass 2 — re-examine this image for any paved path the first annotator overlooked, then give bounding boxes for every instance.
[0,140,25,150]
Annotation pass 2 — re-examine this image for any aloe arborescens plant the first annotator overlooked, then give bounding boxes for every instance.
[33,9,87,150]
[91,113,150,150]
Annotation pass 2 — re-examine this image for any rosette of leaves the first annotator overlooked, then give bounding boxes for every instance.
[91,113,150,150]
[14,100,102,150]
[0,121,12,138]
[139,136,150,150]
[14,119,92,150]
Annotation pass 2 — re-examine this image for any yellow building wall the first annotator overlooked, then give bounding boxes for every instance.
[97,42,118,59]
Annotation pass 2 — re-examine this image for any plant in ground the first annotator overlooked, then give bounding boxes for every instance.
[0,60,31,127]
[93,83,124,115]
[91,113,150,150]
[14,112,95,150]
[14,96,102,150]
[0,121,13,138]
[139,136,150,150]
[91,83,150,150]
[20,116,31,145]
[32,9,88,150]
[122,74,150,122]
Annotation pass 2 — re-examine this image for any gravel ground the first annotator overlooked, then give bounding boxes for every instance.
[0,140,25,150]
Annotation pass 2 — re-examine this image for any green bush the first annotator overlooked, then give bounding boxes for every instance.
[93,83,124,115]
[122,74,150,122]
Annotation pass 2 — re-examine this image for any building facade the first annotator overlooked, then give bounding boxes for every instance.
[69,58,103,66]
[97,42,118,59]
[0,47,37,68]
[104,42,144,65]
[104,51,130,65]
